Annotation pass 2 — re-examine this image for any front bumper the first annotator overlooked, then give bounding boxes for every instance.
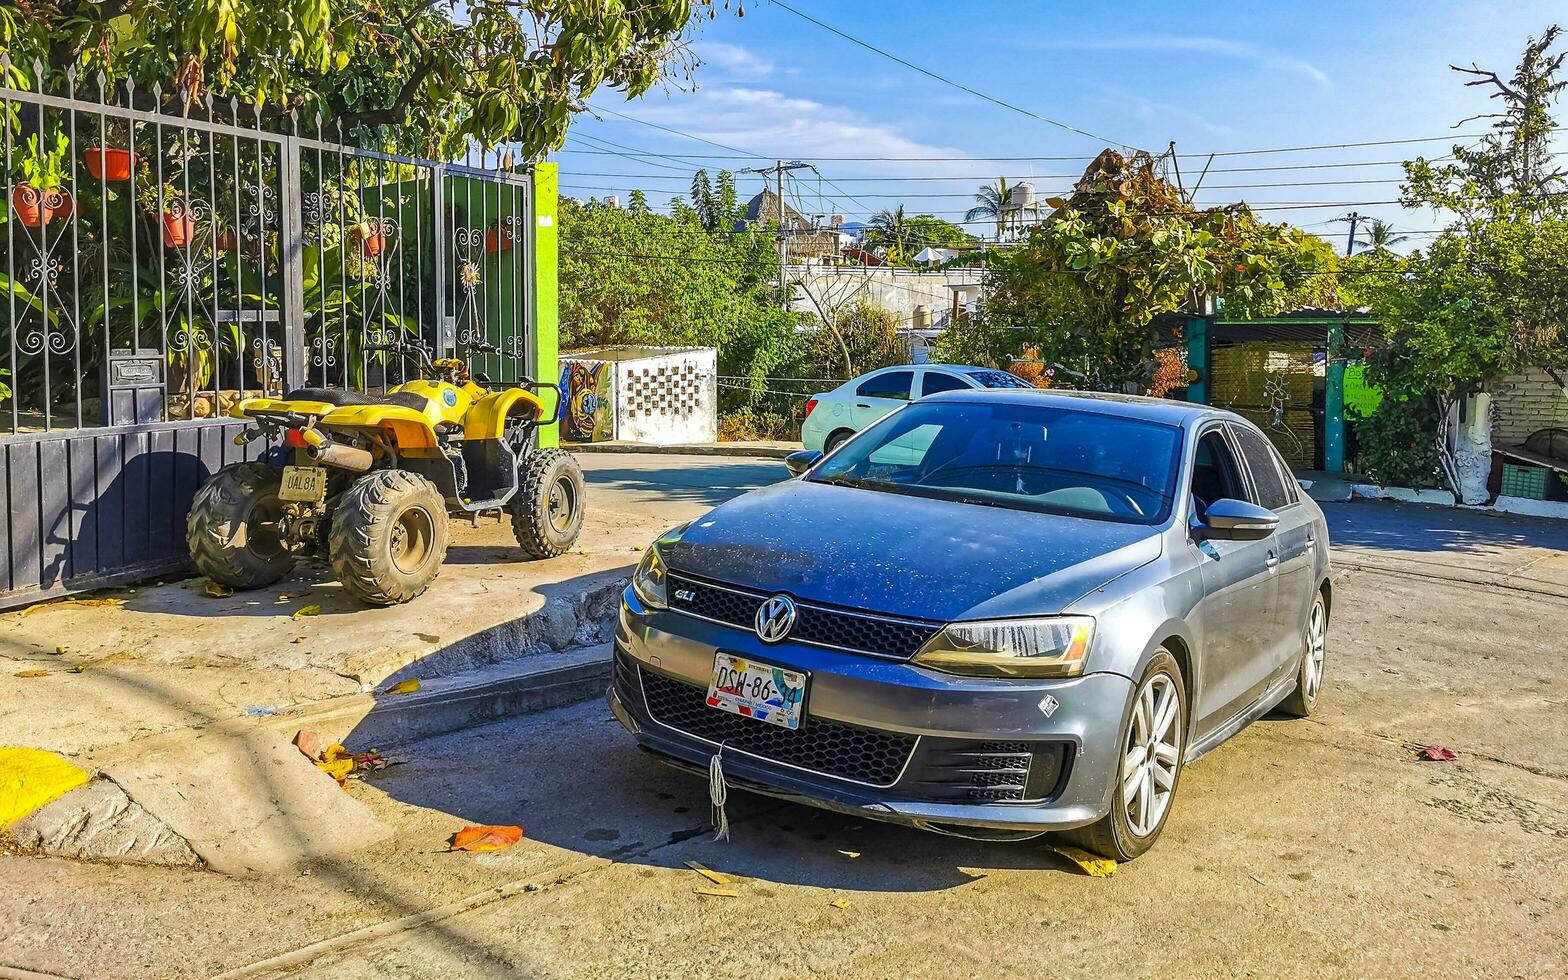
[610,587,1133,835]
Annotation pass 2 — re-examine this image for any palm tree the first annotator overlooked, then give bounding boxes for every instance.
[866,205,912,255]
[1355,218,1410,255]
[965,177,1017,240]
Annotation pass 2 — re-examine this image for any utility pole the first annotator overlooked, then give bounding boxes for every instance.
[741,159,811,311]
[1341,211,1363,257]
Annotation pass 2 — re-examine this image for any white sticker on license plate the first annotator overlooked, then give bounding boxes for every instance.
[705,653,806,730]
[279,465,327,502]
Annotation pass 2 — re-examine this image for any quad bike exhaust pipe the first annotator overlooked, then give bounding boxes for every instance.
[306,441,374,472]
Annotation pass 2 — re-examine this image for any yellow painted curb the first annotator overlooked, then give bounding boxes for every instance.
[0,747,90,828]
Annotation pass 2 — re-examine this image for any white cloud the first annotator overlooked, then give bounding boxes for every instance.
[617,87,972,176]
[1030,35,1331,88]
[695,41,775,79]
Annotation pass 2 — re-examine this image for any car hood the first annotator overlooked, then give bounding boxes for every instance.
[660,480,1162,622]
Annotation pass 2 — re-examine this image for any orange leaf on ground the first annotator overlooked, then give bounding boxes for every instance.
[384,679,421,696]
[449,825,524,852]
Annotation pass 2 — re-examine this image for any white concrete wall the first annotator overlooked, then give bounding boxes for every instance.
[1490,369,1568,445]
[787,266,984,334]
[612,348,718,445]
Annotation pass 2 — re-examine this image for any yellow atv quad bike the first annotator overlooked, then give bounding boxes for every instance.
[186,339,585,605]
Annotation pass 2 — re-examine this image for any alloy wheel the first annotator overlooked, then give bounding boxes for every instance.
[1122,671,1182,839]
[1304,598,1327,702]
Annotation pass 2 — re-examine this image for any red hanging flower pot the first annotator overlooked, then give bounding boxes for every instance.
[11,183,71,228]
[215,230,238,252]
[84,146,136,182]
[352,221,385,256]
[161,208,196,248]
[484,226,512,253]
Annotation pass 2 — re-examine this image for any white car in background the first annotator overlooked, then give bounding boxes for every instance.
[800,364,1035,453]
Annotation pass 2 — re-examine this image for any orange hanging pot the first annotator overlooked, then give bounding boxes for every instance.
[11,184,71,227]
[484,226,512,253]
[84,146,136,182]
[161,209,196,248]
[352,221,385,256]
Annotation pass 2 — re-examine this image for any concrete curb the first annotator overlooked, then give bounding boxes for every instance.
[269,645,614,750]
[566,441,800,460]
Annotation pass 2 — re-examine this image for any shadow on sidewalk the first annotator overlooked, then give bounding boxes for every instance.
[351,698,1089,896]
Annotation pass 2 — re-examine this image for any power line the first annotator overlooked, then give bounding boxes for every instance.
[770,0,1141,151]
[554,130,1558,163]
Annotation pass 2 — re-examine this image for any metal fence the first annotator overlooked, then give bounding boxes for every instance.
[2,56,537,434]
[0,59,545,607]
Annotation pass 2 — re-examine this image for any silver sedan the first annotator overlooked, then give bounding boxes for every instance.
[610,390,1331,861]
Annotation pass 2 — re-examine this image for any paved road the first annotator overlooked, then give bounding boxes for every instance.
[7,453,1568,979]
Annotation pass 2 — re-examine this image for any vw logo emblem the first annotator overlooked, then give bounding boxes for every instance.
[754,595,797,643]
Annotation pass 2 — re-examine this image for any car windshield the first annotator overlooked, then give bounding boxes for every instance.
[964,369,1033,389]
[808,400,1182,524]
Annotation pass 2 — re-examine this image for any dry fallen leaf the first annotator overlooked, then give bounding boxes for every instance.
[837,850,861,859]
[15,669,51,678]
[692,886,740,898]
[449,825,524,852]
[829,899,852,910]
[203,580,234,598]
[292,604,322,619]
[684,860,730,885]
[276,592,309,603]
[19,596,124,616]
[384,678,421,696]
[293,730,322,762]
[314,743,355,786]
[1054,846,1117,878]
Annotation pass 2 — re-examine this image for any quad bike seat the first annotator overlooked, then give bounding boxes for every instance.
[283,387,431,412]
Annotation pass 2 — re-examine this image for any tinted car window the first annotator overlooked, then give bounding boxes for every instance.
[809,401,1182,524]
[1230,424,1292,510]
[920,371,971,397]
[1191,429,1249,521]
[856,370,913,400]
[964,369,1033,389]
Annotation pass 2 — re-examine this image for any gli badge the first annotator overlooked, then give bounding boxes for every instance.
[442,388,458,407]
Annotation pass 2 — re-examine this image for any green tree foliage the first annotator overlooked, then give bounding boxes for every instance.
[965,177,1017,240]
[942,150,1331,389]
[904,213,976,249]
[860,207,973,263]
[558,196,801,382]
[1351,26,1568,489]
[1,0,713,159]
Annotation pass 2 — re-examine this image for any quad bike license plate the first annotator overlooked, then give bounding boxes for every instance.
[279,465,328,503]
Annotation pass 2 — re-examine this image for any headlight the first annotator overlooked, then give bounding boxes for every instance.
[912,616,1094,678]
[631,542,668,609]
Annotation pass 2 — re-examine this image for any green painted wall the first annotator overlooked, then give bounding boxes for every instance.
[532,163,560,449]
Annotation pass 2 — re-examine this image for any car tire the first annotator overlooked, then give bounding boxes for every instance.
[1059,649,1187,862]
[186,461,294,589]
[824,429,853,453]
[1278,591,1327,718]
[329,470,449,605]
[510,449,586,558]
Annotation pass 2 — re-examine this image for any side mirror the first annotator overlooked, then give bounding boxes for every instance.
[1197,498,1279,541]
[784,449,823,477]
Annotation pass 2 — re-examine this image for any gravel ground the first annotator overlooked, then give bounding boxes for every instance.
[2,463,1566,979]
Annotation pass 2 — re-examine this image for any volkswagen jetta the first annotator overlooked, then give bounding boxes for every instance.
[609,390,1330,861]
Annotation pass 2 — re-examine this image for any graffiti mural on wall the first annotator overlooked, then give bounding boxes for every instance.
[560,360,614,442]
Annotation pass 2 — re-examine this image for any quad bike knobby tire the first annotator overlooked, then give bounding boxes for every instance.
[187,461,294,589]
[329,470,449,605]
[510,449,586,558]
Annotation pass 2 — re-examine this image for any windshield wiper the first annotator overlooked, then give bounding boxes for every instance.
[814,474,909,495]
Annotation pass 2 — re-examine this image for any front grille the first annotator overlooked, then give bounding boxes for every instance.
[638,667,916,786]
[667,572,941,660]
[903,739,1068,803]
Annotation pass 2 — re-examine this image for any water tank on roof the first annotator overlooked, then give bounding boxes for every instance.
[1010,181,1036,210]
[912,304,932,330]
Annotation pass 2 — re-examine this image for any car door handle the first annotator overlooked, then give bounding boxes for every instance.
[855,402,870,409]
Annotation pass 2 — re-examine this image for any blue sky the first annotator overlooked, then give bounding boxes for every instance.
[548,0,1568,247]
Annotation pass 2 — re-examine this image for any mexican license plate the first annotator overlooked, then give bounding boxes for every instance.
[279,465,328,503]
[706,653,807,730]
